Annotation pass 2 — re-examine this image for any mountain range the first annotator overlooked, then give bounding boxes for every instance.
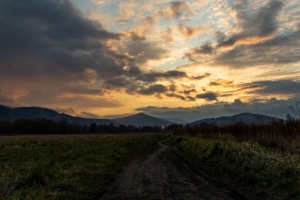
[0,105,281,127]
[190,113,282,126]
[0,105,115,126]
[0,105,174,127]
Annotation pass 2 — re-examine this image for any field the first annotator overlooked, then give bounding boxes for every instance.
[0,134,165,200]
[169,135,300,199]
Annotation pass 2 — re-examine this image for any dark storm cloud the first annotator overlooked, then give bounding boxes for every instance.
[196,92,218,101]
[0,0,127,80]
[137,84,168,95]
[249,80,300,95]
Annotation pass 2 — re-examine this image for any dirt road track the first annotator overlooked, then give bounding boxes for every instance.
[100,139,246,200]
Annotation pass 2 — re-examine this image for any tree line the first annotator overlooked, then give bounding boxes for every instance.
[0,118,163,135]
[165,114,300,149]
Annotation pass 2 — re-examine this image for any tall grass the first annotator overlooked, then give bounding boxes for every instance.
[169,112,300,152]
[170,136,300,199]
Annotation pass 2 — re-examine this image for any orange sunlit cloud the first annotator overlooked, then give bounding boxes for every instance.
[0,0,299,121]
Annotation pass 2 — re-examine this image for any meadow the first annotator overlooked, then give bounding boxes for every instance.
[168,115,300,199]
[0,134,165,200]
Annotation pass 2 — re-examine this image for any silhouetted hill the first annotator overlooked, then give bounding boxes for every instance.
[190,113,281,126]
[165,118,188,124]
[114,113,174,127]
[0,105,116,126]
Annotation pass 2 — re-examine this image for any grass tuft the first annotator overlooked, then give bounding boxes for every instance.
[170,136,300,199]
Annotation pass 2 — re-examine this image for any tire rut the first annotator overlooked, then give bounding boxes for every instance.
[99,139,246,200]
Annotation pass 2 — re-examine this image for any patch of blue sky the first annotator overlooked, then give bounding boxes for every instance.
[70,0,94,13]
[156,58,190,70]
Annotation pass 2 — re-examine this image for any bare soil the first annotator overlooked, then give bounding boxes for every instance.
[100,139,245,200]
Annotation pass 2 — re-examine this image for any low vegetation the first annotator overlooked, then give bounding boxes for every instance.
[168,106,300,199]
[0,134,165,199]
[167,111,300,153]
[170,136,300,199]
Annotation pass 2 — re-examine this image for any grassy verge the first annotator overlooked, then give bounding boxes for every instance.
[170,136,300,200]
[0,133,165,199]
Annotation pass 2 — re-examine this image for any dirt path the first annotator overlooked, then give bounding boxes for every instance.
[100,139,245,200]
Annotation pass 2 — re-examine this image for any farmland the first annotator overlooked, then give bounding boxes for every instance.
[0,134,165,199]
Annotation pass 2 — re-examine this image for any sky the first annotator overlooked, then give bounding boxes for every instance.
[0,0,300,122]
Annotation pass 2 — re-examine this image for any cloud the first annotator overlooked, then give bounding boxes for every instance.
[126,42,170,64]
[181,89,197,95]
[137,84,168,95]
[0,0,127,81]
[177,23,208,39]
[54,107,75,115]
[196,92,218,101]
[0,0,201,105]
[183,43,215,62]
[248,80,300,95]
[184,1,290,65]
[79,111,102,119]
[19,90,124,109]
[102,69,187,96]
[186,96,196,101]
[0,90,15,103]
[129,31,146,42]
[165,93,186,101]
[218,0,284,49]
[209,80,234,86]
[215,26,300,67]
[156,1,193,20]
[137,70,187,82]
[168,84,177,92]
[189,73,211,80]
[170,1,191,17]
[136,97,300,122]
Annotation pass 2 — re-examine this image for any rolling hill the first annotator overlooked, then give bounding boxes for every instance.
[0,105,116,126]
[190,113,282,126]
[113,112,174,127]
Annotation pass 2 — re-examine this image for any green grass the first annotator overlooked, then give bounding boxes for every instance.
[170,136,300,200]
[0,134,165,200]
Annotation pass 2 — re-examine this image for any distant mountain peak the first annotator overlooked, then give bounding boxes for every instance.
[134,112,147,116]
[114,112,174,127]
[190,112,281,126]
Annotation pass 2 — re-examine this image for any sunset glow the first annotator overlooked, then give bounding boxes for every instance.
[0,0,299,121]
